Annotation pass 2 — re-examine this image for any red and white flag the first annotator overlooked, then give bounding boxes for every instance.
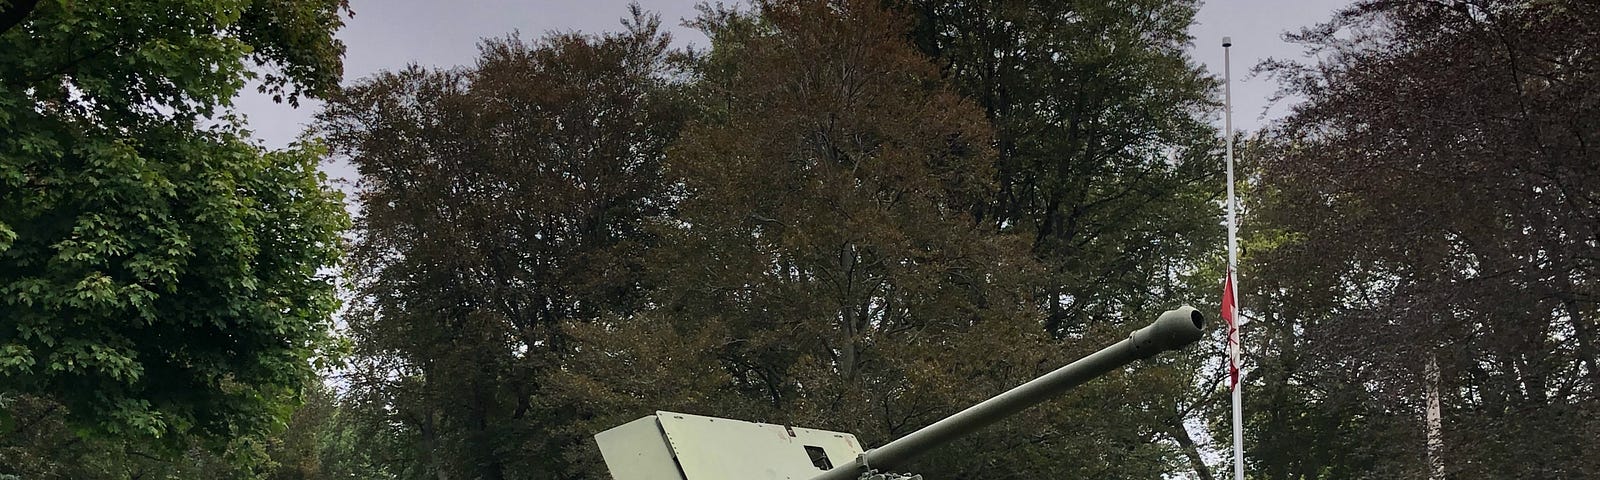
[1222,270,1239,390]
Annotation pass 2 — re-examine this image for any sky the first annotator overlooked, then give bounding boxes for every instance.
[233,0,1356,184]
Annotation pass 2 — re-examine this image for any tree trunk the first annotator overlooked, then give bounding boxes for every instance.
[1165,417,1215,480]
[1425,354,1445,480]
[837,242,860,380]
[1560,297,1600,388]
[419,408,450,480]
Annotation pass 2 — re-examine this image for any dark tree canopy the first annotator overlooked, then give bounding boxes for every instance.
[900,2,1228,476]
[547,2,1214,479]
[1246,1,1600,478]
[318,9,682,478]
[308,1,1231,479]
[901,0,1223,337]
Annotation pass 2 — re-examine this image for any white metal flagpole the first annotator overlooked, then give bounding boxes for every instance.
[1222,36,1245,480]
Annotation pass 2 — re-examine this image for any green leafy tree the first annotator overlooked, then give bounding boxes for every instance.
[0,384,384,479]
[317,8,682,479]
[258,381,396,480]
[0,0,350,471]
[1246,1,1600,478]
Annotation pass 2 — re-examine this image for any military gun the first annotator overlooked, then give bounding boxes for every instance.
[595,306,1206,480]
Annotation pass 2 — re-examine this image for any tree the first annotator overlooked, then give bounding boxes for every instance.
[1202,138,1420,480]
[317,9,682,479]
[1248,1,1600,478]
[316,1,1224,477]
[0,0,350,467]
[257,381,396,480]
[0,383,386,479]
[900,0,1221,337]
[548,2,1202,479]
[899,1,1226,477]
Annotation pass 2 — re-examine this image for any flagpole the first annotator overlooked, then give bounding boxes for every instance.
[1222,36,1245,480]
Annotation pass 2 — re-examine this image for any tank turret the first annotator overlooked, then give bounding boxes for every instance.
[595,306,1206,480]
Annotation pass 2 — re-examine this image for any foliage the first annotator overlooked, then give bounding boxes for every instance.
[1,393,268,479]
[1245,0,1600,478]
[548,1,1212,479]
[0,385,387,480]
[316,0,1229,478]
[1,132,348,442]
[901,0,1222,336]
[0,0,350,472]
[261,382,396,480]
[317,8,682,479]
[556,0,1036,475]
[900,1,1227,477]
[0,0,347,110]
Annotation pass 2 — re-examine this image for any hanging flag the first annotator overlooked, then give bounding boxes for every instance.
[1222,270,1239,389]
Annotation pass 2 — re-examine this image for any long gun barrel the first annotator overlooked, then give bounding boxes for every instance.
[808,306,1207,480]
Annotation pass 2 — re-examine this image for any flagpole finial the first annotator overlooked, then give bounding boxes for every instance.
[1222,36,1232,48]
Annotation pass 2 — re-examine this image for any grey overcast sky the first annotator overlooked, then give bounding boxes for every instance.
[233,0,1355,183]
